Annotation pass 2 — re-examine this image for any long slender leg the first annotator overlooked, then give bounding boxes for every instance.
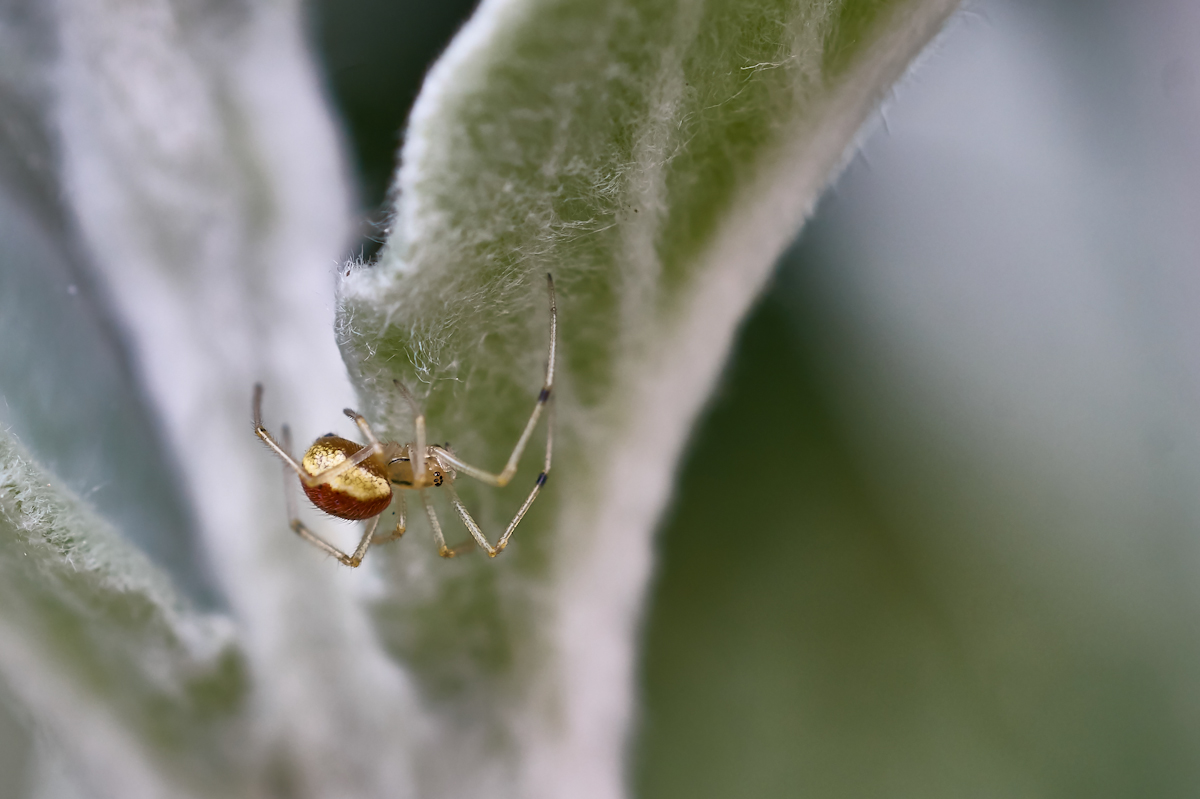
[279,423,384,568]
[442,434,550,557]
[281,424,302,520]
[372,492,406,543]
[393,380,426,484]
[254,384,306,475]
[290,515,379,568]
[305,440,384,486]
[429,274,557,487]
[496,397,554,551]
[442,483,494,555]
[420,490,476,558]
[343,407,384,450]
[253,384,383,487]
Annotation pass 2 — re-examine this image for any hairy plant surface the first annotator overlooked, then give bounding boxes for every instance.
[338,0,956,795]
[0,0,956,796]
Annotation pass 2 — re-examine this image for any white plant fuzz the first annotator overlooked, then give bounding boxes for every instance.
[49,0,420,796]
[0,0,957,796]
[339,0,959,797]
[0,434,240,798]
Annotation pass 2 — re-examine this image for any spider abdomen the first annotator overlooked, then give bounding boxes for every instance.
[300,436,392,520]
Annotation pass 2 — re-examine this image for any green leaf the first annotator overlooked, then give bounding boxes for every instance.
[338,0,957,793]
[0,431,249,797]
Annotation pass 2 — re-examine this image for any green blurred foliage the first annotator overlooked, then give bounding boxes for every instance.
[0,685,31,799]
[636,281,1021,799]
[310,0,481,228]
[638,230,1200,799]
[638,0,1200,794]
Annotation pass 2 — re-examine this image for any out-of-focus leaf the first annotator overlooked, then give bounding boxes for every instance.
[0,0,209,603]
[3,0,423,795]
[642,1,1200,796]
[0,431,248,798]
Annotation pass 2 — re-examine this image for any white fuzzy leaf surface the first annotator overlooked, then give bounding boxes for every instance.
[338,0,958,797]
[0,432,243,798]
[9,0,420,796]
[0,0,962,795]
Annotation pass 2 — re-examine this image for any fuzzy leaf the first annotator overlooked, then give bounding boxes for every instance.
[0,0,210,603]
[4,0,423,795]
[0,431,247,798]
[337,0,958,795]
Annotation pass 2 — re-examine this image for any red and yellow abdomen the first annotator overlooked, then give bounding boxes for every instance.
[300,436,392,520]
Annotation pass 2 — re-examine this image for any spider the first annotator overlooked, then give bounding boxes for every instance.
[252,274,556,567]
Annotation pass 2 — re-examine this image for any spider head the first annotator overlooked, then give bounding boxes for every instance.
[300,436,392,520]
[385,451,448,489]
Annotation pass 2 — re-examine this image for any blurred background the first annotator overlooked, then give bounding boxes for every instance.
[2,0,1199,795]
[312,0,1200,796]
[638,1,1200,796]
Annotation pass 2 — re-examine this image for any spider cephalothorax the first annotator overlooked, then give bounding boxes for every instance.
[252,274,557,568]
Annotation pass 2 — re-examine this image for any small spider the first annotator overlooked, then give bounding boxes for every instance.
[252,274,556,567]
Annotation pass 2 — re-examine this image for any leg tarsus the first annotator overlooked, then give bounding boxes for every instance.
[421,490,477,558]
[253,384,382,487]
[394,380,427,483]
[438,396,553,557]
[343,407,385,450]
[439,541,477,558]
[422,276,556,487]
[253,385,308,476]
[372,493,406,544]
[288,515,379,568]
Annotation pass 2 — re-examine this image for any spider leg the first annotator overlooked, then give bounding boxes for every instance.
[372,492,407,544]
[420,489,475,558]
[304,441,385,486]
[393,379,427,484]
[441,423,551,559]
[430,395,552,557]
[253,384,383,487]
[253,383,307,475]
[277,423,382,567]
[290,514,380,568]
[429,273,557,488]
[281,424,301,520]
[343,406,384,449]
